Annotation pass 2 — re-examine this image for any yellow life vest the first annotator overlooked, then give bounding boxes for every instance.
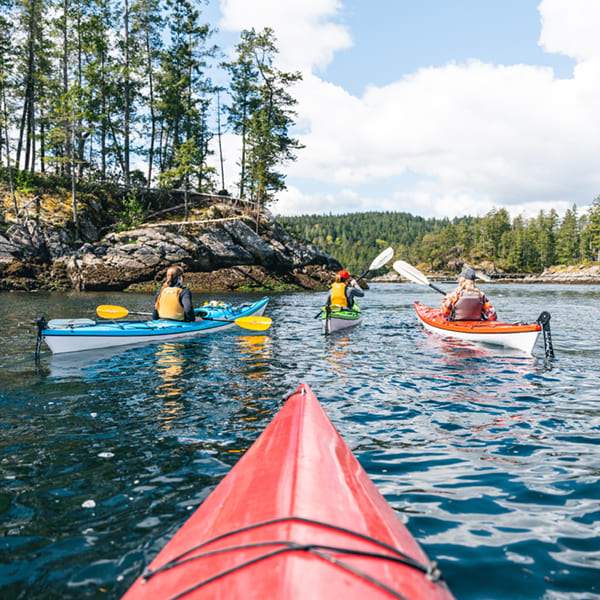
[156,286,185,321]
[330,282,348,308]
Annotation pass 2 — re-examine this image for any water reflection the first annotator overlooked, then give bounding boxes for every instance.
[323,332,353,382]
[234,335,272,381]
[155,343,185,397]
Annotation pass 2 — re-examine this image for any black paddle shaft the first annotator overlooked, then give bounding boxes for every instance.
[429,282,448,295]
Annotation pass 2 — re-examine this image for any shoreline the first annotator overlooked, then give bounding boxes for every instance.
[372,264,600,285]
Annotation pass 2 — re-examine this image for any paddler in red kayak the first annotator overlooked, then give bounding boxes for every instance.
[152,266,199,322]
[326,269,364,308]
[441,267,497,321]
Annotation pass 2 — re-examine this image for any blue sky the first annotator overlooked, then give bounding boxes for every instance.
[206,0,600,219]
[323,0,575,90]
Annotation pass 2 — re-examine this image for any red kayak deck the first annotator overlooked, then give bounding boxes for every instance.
[122,383,455,599]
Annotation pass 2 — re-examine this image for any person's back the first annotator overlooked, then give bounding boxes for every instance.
[442,267,496,322]
[452,288,484,320]
[153,266,196,322]
[327,270,364,308]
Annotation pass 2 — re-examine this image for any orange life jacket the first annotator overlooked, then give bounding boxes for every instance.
[330,282,348,308]
[156,286,185,321]
[452,290,484,320]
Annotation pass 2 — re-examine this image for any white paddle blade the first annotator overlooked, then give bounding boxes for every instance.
[392,260,431,286]
[369,247,394,271]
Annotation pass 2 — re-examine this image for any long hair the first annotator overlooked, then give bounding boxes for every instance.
[155,266,184,310]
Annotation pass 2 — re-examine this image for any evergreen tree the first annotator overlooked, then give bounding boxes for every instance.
[556,205,579,265]
[130,0,163,187]
[581,196,600,262]
[224,27,303,226]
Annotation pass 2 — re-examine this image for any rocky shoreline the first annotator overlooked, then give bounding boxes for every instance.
[0,197,342,293]
[373,264,600,285]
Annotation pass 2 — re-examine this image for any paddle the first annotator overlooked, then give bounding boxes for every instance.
[356,246,394,282]
[96,305,272,331]
[315,247,394,318]
[392,260,447,295]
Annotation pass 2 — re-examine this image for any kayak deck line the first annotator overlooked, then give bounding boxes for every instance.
[140,516,443,597]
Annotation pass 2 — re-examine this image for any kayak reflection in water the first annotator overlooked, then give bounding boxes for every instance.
[152,266,199,322]
[326,269,364,308]
[441,267,497,321]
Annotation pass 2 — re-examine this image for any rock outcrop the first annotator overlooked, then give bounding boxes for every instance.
[519,264,600,284]
[0,204,341,292]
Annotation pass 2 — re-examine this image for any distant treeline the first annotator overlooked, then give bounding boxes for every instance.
[279,201,600,275]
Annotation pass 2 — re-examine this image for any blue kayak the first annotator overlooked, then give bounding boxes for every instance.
[37,297,270,354]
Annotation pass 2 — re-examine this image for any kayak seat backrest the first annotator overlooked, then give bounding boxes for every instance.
[451,291,483,321]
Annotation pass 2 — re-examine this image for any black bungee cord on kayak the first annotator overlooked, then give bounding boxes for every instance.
[536,311,554,359]
[140,516,446,600]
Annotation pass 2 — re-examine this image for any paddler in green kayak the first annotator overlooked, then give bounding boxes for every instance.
[441,267,497,321]
[326,269,364,309]
[152,266,199,322]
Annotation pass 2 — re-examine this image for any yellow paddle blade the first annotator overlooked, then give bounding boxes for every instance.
[96,305,130,319]
[234,316,272,331]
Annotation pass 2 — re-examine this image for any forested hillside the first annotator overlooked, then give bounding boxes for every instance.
[279,202,600,275]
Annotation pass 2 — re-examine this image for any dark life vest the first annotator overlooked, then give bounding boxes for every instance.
[452,290,484,321]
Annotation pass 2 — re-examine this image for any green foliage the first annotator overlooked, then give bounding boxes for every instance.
[222,27,303,207]
[117,190,145,231]
[14,169,35,195]
[280,205,600,274]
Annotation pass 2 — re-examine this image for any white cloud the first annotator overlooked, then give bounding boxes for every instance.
[538,0,600,61]
[213,0,600,219]
[218,0,351,71]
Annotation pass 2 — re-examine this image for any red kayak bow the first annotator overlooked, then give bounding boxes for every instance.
[122,383,455,599]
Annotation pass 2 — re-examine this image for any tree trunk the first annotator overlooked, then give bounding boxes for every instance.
[123,0,130,185]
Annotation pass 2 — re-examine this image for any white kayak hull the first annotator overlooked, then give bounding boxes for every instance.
[414,302,542,355]
[418,319,540,354]
[320,304,362,335]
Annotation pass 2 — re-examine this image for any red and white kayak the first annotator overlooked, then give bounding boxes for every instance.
[414,302,542,354]
[122,383,455,600]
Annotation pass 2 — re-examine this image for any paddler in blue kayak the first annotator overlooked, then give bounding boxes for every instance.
[441,267,496,321]
[326,270,364,308]
[152,266,198,322]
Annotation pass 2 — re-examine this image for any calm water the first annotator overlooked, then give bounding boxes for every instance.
[0,283,599,600]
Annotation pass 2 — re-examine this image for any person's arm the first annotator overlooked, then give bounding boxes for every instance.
[441,289,458,318]
[349,279,364,297]
[179,287,195,322]
[152,290,160,320]
[481,294,497,321]
[346,280,364,305]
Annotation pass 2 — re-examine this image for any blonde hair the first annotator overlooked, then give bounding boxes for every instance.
[155,266,184,310]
